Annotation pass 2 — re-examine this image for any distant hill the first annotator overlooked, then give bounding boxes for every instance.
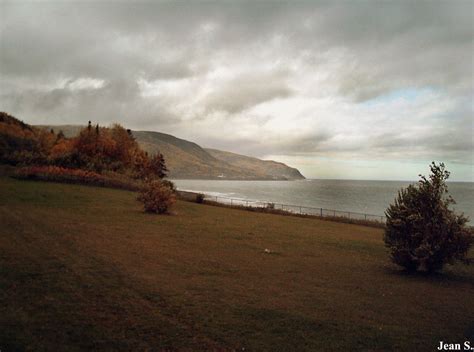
[205,148,305,180]
[44,125,305,180]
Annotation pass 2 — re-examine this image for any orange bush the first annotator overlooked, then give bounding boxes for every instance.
[49,139,74,159]
[137,180,176,214]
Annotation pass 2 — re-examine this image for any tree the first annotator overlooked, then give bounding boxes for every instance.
[148,153,168,179]
[384,162,472,272]
[56,130,65,141]
[109,124,138,167]
[133,151,168,180]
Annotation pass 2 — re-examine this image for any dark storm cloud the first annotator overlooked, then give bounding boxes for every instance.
[0,0,472,168]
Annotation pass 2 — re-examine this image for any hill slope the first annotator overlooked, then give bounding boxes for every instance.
[206,148,305,180]
[45,125,305,180]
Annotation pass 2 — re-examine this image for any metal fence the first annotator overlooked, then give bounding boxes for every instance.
[203,194,386,223]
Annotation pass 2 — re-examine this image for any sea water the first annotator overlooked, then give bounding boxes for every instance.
[172,179,474,223]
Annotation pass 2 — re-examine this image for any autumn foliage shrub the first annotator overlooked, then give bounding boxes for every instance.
[384,162,472,272]
[137,180,176,214]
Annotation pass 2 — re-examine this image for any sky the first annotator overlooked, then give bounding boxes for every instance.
[1,1,473,181]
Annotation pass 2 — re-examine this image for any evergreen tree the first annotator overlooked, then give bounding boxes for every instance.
[148,153,168,179]
[384,162,472,272]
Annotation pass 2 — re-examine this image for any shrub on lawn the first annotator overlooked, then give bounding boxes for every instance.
[196,193,205,203]
[384,162,472,272]
[137,180,176,214]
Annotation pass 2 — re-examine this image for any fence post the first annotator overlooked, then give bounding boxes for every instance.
[299,206,302,214]
[320,208,323,217]
[348,212,350,219]
[333,210,336,217]
[231,199,233,206]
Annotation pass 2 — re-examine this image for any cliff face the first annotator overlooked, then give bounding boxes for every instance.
[44,125,305,180]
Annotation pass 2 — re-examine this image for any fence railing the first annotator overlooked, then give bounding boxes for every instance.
[202,194,386,223]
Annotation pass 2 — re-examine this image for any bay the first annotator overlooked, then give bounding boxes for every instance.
[172,179,474,224]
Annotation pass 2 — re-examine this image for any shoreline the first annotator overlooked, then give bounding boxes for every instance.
[175,189,387,229]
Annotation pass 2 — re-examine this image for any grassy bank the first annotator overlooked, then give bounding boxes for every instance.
[1,177,473,351]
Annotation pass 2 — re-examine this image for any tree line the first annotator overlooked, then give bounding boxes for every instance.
[0,112,167,180]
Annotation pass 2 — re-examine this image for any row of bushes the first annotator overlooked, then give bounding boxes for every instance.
[14,166,142,191]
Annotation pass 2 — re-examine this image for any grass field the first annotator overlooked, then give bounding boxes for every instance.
[1,177,473,351]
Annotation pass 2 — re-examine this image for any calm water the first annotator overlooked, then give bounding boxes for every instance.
[172,179,474,223]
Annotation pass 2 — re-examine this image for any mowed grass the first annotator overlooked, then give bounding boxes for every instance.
[0,177,473,351]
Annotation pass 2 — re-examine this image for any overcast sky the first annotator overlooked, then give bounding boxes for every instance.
[1,1,473,181]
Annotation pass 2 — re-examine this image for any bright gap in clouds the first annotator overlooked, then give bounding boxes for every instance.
[361,87,438,107]
[67,78,105,91]
[264,156,473,182]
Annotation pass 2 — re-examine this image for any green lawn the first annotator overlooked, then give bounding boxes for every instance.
[0,177,473,351]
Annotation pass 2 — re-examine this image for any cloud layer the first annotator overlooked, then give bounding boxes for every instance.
[1,1,472,180]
